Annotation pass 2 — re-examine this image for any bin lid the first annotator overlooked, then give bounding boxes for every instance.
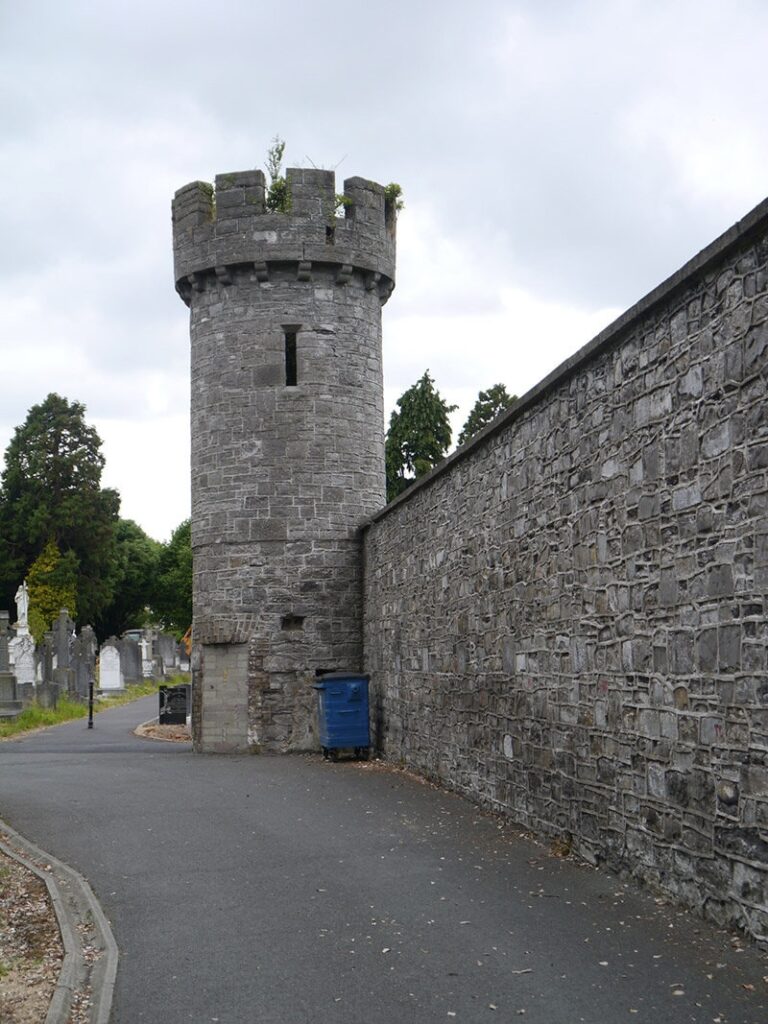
[312,671,370,689]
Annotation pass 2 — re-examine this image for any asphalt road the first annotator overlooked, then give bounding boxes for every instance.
[0,696,766,1024]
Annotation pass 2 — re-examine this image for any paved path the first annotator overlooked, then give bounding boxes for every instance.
[1,697,766,1023]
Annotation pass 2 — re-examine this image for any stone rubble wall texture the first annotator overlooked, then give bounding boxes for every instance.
[363,199,768,944]
[173,167,396,753]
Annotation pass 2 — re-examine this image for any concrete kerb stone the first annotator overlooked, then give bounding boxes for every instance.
[0,835,78,1023]
[134,717,193,742]
[0,818,118,1024]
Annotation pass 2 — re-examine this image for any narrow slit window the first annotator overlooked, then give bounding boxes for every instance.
[284,330,297,386]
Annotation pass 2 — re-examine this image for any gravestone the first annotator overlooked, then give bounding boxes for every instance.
[159,684,189,725]
[35,632,59,707]
[74,625,97,698]
[177,642,190,673]
[9,579,35,703]
[37,682,58,709]
[155,633,178,675]
[53,608,76,696]
[118,637,142,683]
[0,611,22,718]
[140,634,154,678]
[99,639,124,692]
[71,634,84,697]
[81,625,97,676]
[9,634,35,704]
[37,631,54,685]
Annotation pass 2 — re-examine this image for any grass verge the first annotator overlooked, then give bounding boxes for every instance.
[0,697,87,738]
[0,673,190,739]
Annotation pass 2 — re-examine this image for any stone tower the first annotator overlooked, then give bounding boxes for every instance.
[172,167,396,753]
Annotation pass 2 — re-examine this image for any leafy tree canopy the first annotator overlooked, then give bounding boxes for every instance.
[27,539,78,643]
[385,370,457,502]
[457,384,517,447]
[94,519,162,639]
[152,519,192,638]
[0,393,120,627]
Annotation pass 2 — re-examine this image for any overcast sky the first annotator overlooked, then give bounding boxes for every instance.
[1,1,766,541]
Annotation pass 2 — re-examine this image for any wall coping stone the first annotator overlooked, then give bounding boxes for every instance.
[367,194,768,526]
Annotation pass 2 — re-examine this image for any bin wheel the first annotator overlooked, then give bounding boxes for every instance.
[329,749,339,762]
[322,747,329,760]
[361,748,370,761]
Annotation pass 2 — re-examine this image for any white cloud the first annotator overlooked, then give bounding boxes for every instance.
[384,197,622,434]
[1,0,766,539]
[96,414,190,543]
[386,286,621,438]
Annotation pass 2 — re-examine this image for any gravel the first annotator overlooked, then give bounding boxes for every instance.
[0,848,62,1023]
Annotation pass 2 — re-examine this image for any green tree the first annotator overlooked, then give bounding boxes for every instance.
[26,538,78,642]
[0,394,120,624]
[94,519,162,639]
[457,384,517,446]
[385,371,457,502]
[152,519,192,638]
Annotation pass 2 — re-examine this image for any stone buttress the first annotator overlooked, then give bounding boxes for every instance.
[172,167,396,752]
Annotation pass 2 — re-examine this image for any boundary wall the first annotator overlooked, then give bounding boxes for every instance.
[363,199,768,943]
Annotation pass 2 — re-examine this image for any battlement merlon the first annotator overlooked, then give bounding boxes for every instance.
[172,167,397,300]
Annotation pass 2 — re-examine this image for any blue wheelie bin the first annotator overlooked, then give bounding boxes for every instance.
[313,673,370,761]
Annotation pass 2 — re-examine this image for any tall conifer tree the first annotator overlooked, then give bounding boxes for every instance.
[385,371,457,502]
[0,393,120,625]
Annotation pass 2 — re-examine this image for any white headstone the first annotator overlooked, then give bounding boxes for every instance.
[100,645,124,691]
[140,636,153,678]
[9,634,35,687]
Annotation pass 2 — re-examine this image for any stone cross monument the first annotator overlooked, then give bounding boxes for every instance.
[53,608,75,696]
[173,166,396,752]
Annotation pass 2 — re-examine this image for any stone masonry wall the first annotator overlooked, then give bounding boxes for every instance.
[363,200,768,943]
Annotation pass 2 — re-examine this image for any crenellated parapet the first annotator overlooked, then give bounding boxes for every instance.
[172,167,397,305]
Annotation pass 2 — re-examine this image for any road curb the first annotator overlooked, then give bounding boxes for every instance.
[0,819,118,1024]
[134,717,192,742]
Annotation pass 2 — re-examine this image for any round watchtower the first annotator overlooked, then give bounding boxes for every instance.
[172,167,396,753]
